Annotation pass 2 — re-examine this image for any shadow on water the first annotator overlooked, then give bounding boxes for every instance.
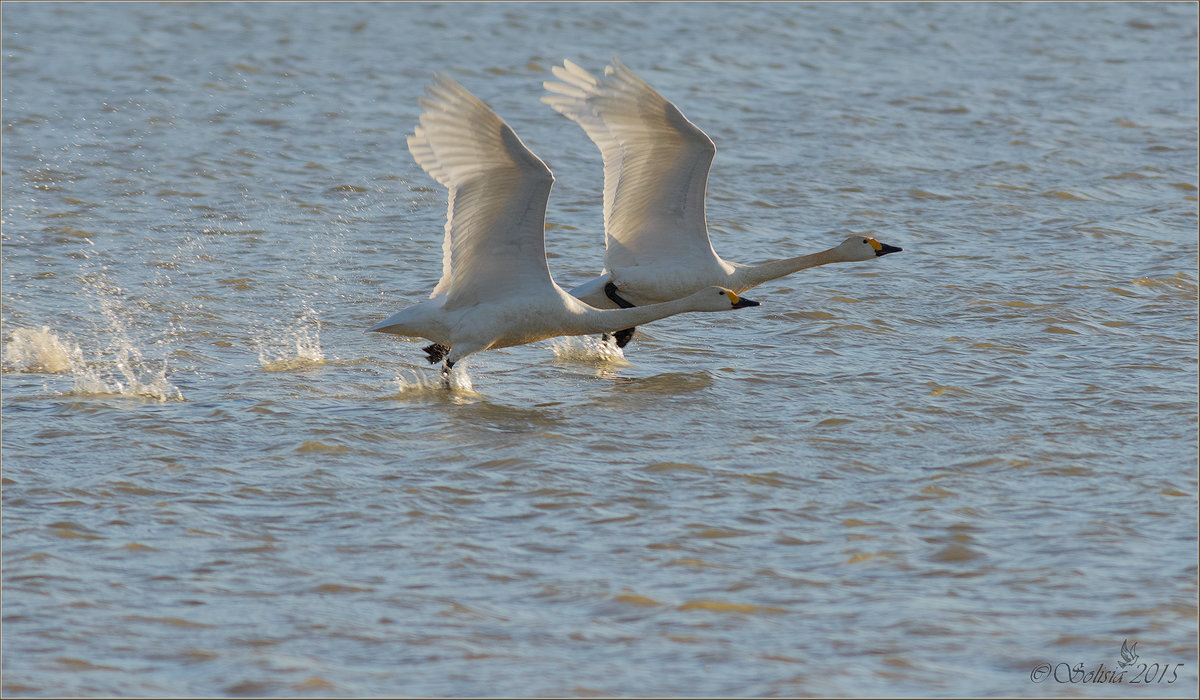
[604,370,715,395]
[379,368,569,429]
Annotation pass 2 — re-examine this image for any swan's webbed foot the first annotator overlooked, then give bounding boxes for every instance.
[423,343,450,364]
[613,327,636,348]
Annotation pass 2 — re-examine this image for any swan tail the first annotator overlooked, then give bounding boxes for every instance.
[567,272,615,308]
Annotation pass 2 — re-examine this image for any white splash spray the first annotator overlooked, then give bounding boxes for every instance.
[548,336,631,366]
[3,325,183,401]
[3,327,83,374]
[391,367,476,396]
[59,264,186,401]
[68,346,183,401]
[257,302,327,372]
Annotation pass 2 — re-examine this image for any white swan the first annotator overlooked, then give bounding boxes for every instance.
[367,74,760,374]
[543,59,902,347]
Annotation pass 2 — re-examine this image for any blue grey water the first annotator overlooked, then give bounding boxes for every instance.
[2,2,1197,697]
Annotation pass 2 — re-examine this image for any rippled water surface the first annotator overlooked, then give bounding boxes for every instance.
[3,2,1197,697]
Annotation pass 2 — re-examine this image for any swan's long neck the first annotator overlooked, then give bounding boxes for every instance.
[574,294,713,335]
[730,247,842,291]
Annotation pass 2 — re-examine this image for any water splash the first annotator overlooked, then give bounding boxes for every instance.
[75,267,185,401]
[391,367,477,397]
[3,325,183,400]
[548,336,631,366]
[3,327,83,374]
[257,304,327,372]
[67,350,183,401]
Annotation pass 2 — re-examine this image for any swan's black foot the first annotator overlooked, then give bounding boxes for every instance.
[602,282,638,348]
[440,358,455,379]
[423,343,450,364]
[613,327,636,348]
[604,282,635,309]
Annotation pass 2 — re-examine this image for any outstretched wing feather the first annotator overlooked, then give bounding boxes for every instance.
[542,58,718,270]
[407,74,555,310]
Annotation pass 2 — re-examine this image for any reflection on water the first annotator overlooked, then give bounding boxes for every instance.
[2,1,1197,697]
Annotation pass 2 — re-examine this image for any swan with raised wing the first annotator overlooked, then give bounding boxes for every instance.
[543,58,901,347]
[367,74,759,374]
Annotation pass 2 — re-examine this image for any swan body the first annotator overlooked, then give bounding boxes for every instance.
[542,59,901,341]
[367,74,759,372]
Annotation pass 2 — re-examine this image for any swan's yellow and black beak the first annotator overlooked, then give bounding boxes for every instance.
[725,291,760,308]
[867,238,903,257]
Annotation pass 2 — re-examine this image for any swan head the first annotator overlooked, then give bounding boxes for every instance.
[691,286,761,311]
[836,236,903,261]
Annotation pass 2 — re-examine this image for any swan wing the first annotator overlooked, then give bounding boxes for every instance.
[409,74,556,311]
[542,59,719,271]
